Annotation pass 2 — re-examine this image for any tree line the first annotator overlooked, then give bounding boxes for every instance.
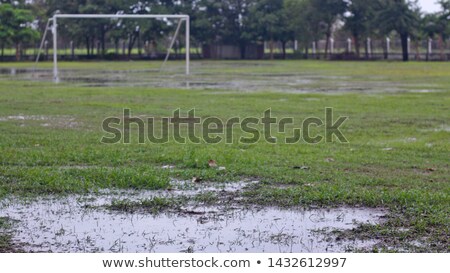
[0,0,449,61]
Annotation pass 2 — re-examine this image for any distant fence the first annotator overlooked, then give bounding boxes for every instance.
[266,37,450,61]
[1,37,449,61]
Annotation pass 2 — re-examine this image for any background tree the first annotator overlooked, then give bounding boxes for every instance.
[344,0,381,58]
[0,3,39,60]
[1,0,449,60]
[376,0,419,61]
[436,0,450,59]
[438,0,450,19]
[249,0,291,59]
[216,0,257,59]
[0,4,14,59]
[284,0,324,58]
[311,0,347,58]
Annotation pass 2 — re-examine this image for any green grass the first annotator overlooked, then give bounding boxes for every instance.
[0,60,449,252]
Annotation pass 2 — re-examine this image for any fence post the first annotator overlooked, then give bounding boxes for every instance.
[367,37,372,59]
[330,38,334,54]
[347,38,352,53]
[407,37,411,57]
[386,37,390,59]
[427,38,432,61]
[312,41,317,58]
[44,40,49,60]
[70,41,74,60]
[438,35,445,61]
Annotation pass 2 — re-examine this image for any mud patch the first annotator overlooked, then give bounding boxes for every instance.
[0,180,386,253]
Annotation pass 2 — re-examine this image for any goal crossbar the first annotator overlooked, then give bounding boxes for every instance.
[48,14,190,82]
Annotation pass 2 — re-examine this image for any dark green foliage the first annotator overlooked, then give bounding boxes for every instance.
[376,0,420,61]
[2,0,447,61]
[0,3,39,59]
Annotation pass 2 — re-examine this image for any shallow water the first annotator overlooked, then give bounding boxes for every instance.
[0,63,438,94]
[0,181,385,253]
[0,115,81,129]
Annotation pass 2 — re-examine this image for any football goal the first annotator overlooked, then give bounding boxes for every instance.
[36,14,190,82]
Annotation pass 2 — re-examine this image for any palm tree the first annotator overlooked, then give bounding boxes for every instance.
[376,0,419,61]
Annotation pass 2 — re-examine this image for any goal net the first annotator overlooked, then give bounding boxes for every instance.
[36,14,190,82]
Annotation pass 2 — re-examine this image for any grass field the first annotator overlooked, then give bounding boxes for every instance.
[0,60,449,252]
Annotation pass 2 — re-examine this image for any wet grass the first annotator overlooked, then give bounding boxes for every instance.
[0,217,13,252]
[194,192,220,205]
[332,205,450,253]
[108,197,178,214]
[0,60,449,252]
[0,166,170,195]
[107,192,228,213]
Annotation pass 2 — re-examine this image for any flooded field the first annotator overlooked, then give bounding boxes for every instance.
[0,63,437,93]
[0,180,386,253]
[1,61,447,253]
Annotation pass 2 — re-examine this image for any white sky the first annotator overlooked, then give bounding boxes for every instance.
[418,0,441,13]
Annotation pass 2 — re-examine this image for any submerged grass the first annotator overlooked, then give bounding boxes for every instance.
[0,217,13,252]
[107,197,179,214]
[0,60,448,252]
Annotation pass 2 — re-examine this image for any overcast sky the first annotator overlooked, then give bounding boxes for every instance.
[418,0,441,13]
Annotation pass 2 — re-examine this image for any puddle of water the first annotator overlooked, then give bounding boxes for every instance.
[0,63,440,94]
[419,125,450,133]
[0,68,35,75]
[0,115,81,129]
[432,125,450,132]
[409,89,438,93]
[0,115,50,121]
[0,180,385,253]
[0,68,51,79]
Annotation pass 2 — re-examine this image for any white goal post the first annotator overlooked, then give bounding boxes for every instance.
[39,14,190,82]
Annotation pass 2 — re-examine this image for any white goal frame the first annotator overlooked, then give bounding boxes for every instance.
[42,14,190,82]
